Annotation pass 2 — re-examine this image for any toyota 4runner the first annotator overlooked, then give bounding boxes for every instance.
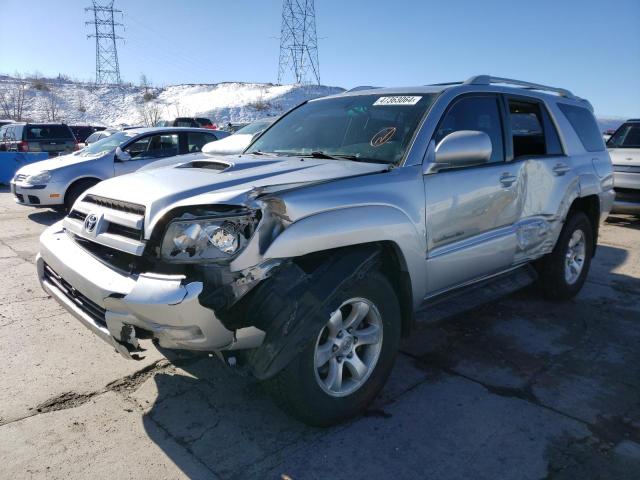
[37,76,614,426]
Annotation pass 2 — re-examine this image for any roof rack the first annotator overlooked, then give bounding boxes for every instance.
[463,75,576,99]
[345,85,382,93]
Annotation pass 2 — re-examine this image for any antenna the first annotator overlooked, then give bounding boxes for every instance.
[277,0,321,85]
[85,1,124,85]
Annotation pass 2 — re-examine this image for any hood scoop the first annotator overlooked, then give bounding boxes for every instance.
[178,160,230,171]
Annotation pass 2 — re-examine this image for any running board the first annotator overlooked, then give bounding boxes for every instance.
[416,265,538,324]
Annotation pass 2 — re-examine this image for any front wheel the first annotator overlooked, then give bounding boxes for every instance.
[536,211,593,301]
[266,271,401,426]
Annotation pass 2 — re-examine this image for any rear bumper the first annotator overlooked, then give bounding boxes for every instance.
[10,180,65,206]
[37,222,264,358]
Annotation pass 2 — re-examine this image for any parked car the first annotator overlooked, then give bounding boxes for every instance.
[157,117,217,129]
[0,119,14,128]
[36,76,613,426]
[10,127,224,210]
[602,128,616,142]
[0,123,78,156]
[69,125,107,147]
[202,118,276,155]
[607,118,640,215]
[84,129,116,145]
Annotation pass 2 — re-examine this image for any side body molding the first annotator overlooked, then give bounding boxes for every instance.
[263,205,427,308]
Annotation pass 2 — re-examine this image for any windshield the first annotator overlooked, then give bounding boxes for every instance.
[246,94,437,164]
[79,131,137,156]
[607,123,640,148]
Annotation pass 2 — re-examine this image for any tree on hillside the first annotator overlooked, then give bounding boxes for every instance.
[138,101,162,127]
[140,74,155,102]
[44,90,61,121]
[0,76,28,121]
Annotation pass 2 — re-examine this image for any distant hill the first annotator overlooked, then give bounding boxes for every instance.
[0,74,343,127]
[0,74,628,132]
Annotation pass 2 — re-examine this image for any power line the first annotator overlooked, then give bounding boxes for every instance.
[278,0,320,85]
[86,1,123,85]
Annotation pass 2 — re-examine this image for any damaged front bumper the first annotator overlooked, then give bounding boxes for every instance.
[37,222,265,359]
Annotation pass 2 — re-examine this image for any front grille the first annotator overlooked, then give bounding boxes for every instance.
[106,222,142,240]
[83,194,145,216]
[43,263,107,327]
[615,188,640,203]
[72,235,141,274]
[68,210,86,222]
[613,165,640,174]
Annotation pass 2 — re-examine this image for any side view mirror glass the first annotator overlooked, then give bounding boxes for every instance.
[428,130,492,172]
[115,146,131,162]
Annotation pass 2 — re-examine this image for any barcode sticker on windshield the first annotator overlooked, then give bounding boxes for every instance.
[373,96,422,106]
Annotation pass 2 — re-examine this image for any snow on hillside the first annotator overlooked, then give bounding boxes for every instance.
[0,75,343,127]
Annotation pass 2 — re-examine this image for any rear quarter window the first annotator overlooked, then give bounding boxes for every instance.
[26,125,74,140]
[557,104,604,152]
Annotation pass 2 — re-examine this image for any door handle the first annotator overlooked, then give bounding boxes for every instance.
[552,163,570,176]
[499,173,517,187]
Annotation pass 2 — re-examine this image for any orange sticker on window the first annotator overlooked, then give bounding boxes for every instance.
[370,127,396,147]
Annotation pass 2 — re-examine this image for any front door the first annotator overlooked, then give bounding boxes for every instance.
[423,94,524,295]
[114,132,180,176]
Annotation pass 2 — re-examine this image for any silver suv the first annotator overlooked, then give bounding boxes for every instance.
[37,76,614,425]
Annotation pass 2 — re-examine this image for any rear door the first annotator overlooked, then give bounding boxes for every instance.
[423,94,525,295]
[115,132,180,175]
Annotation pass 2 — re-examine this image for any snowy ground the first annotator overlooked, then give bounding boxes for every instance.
[0,75,343,127]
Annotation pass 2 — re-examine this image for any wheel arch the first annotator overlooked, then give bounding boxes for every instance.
[261,205,427,313]
[567,194,600,256]
[64,176,102,204]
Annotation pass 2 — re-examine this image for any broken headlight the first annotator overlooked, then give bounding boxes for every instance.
[160,214,256,263]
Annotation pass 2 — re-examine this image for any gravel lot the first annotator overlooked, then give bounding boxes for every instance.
[0,186,639,480]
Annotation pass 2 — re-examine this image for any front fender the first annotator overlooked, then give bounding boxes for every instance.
[263,205,426,308]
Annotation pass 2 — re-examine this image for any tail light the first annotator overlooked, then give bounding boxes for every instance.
[17,141,29,152]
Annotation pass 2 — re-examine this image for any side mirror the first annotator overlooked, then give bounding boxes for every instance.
[426,130,492,173]
[115,146,131,162]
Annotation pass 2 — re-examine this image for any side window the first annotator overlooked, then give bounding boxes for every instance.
[435,96,504,163]
[557,103,605,152]
[187,132,216,153]
[124,134,179,160]
[507,99,562,157]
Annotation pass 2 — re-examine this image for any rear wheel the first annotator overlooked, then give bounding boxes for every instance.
[266,271,401,426]
[64,179,98,212]
[536,211,593,300]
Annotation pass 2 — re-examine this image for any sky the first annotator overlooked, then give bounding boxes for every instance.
[0,0,638,117]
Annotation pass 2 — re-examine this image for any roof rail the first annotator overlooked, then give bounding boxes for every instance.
[345,85,382,93]
[464,75,575,99]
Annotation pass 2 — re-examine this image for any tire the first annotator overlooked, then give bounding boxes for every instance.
[536,211,593,301]
[266,271,401,426]
[64,179,98,212]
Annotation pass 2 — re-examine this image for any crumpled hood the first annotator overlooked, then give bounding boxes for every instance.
[608,148,640,167]
[17,151,106,176]
[85,153,389,235]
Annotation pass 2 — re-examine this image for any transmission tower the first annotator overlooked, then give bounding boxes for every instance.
[277,0,320,85]
[85,1,123,85]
